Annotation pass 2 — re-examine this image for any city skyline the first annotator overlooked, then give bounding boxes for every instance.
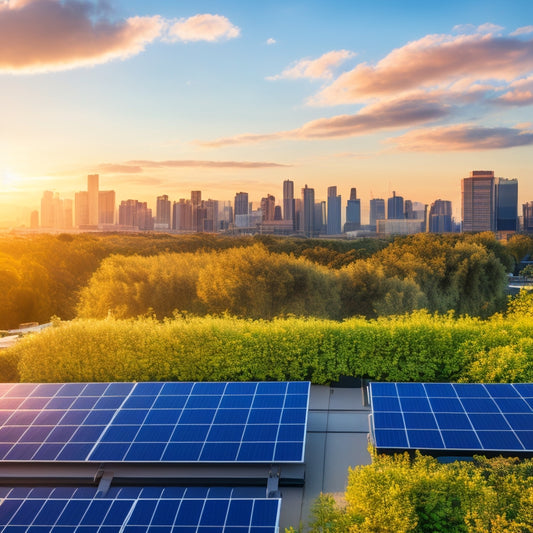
[1,0,533,227]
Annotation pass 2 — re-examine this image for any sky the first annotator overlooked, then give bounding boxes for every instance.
[1,0,533,226]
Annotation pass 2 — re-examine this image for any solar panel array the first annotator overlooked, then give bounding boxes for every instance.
[0,381,309,463]
[370,382,533,452]
[0,486,280,532]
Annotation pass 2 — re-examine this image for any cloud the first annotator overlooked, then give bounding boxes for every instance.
[267,49,356,81]
[198,95,450,147]
[498,75,533,105]
[313,31,533,105]
[452,23,504,34]
[0,2,240,73]
[98,160,290,173]
[511,26,533,36]
[391,124,533,151]
[165,14,240,43]
[266,38,276,45]
[0,0,164,73]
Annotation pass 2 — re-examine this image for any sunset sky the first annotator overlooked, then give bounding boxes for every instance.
[1,0,533,226]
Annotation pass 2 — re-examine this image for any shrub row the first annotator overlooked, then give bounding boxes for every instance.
[3,310,533,384]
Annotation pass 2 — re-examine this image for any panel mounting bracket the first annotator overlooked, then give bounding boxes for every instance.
[95,470,114,498]
[266,465,281,498]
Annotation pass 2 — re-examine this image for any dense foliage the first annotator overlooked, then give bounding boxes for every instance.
[0,233,389,329]
[301,453,533,533]
[2,300,532,384]
[1,232,531,328]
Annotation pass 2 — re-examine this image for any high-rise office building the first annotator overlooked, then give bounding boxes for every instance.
[118,199,153,230]
[234,192,249,218]
[173,199,193,231]
[428,199,453,233]
[369,198,385,230]
[156,194,171,229]
[283,180,294,225]
[523,202,533,233]
[462,170,495,232]
[345,188,361,232]
[327,186,341,235]
[495,178,518,232]
[75,191,88,227]
[387,191,404,219]
[260,194,276,222]
[99,191,115,225]
[302,185,315,237]
[87,174,99,227]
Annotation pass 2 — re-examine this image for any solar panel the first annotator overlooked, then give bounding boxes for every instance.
[0,381,309,463]
[0,486,281,532]
[370,382,533,453]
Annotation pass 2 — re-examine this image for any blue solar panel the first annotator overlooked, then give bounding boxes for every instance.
[370,382,533,453]
[0,381,309,463]
[0,487,281,532]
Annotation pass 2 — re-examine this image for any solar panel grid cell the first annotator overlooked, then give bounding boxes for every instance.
[0,487,281,532]
[0,382,309,463]
[370,382,533,452]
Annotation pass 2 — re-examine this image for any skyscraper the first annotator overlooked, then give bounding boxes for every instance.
[387,191,404,219]
[523,202,533,233]
[327,186,341,235]
[345,188,361,231]
[302,185,315,237]
[495,178,518,232]
[99,191,115,225]
[428,199,453,233]
[260,194,276,222]
[156,194,171,229]
[234,192,249,217]
[462,170,495,232]
[369,198,385,230]
[87,174,99,227]
[173,199,193,231]
[283,179,294,224]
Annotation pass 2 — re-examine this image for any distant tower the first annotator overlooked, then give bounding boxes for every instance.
[156,194,171,229]
[99,191,115,225]
[88,174,99,227]
[428,199,453,233]
[345,188,361,231]
[234,192,249,217]
[302,185,315,237]
[327,186,342,235]
[462,170,495,232]
[369,198,385,230]
[260,194,276,221]
[495,178,518,231]
[283,179,295,224]
[523,202,533,233]
[387,191,404,220]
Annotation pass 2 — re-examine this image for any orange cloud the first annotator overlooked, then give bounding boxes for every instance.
[313,32,533,105]
[0,0,164,73]
[498,76,533,105]
[391,124,533,151]
[267,50,356,81]
[165,14,240,43]
[198,95,450,147]
[0,2,240,73]
[98,160,290,173]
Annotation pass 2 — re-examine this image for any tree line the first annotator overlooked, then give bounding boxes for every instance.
[1,232,532,329]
